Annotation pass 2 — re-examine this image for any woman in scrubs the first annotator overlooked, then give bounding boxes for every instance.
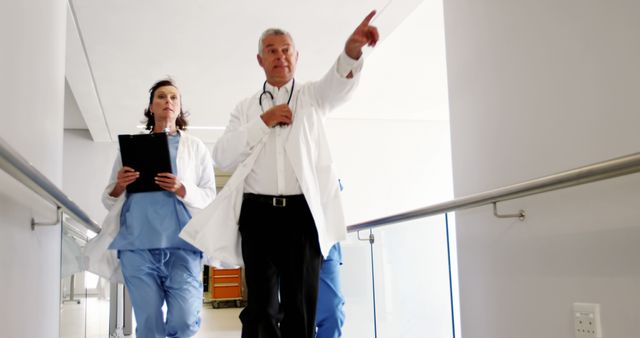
[104,79,216,338]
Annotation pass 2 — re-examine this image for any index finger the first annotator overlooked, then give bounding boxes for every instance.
[359,10,377,28]
[121,166,136,172]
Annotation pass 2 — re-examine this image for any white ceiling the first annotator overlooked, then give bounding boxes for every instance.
[64,0,449,144]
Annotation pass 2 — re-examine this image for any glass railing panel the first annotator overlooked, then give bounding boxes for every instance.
[60,218,89,338]
[60,272,87,338]
[60,215,111,338]
[341,231,377,337]
[346,214,456,338]
[376,214,454,338]
[84,272,112,337]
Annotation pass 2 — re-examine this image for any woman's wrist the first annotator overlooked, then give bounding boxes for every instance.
[109,184,125,197]
[175,184,186,198]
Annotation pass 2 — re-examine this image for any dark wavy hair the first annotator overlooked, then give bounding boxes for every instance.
[143,79,189,131]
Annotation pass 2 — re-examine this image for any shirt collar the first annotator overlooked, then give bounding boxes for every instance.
[264,79,294,97]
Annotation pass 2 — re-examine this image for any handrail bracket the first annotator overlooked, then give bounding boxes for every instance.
[357,230,375,244]
[31,206,62,230]
[492,202,525,221]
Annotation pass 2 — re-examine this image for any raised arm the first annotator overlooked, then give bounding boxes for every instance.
[344,10,380,61]
[308,10,380,112]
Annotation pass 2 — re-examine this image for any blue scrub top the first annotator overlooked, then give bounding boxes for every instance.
[109,134,199,252]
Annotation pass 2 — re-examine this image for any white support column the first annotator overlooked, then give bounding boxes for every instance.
[0,0,67,337]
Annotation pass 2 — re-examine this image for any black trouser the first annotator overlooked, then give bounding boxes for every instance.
[239,193,323,338]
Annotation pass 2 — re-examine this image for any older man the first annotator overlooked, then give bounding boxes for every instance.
[181,10,378,338]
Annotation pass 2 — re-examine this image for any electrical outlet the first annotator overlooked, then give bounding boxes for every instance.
[573,303,602,338]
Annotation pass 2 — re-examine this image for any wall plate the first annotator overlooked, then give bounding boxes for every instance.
[573,303,602,338]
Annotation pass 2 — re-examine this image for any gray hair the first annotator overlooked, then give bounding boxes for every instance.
[258,28,295,55]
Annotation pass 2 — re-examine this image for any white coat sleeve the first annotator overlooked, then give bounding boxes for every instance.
[177,139,217,210]
[308,51,364,113]
[212,100,270,172]
[101,156,124,210]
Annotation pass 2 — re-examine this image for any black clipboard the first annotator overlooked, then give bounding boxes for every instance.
[117,133,172,193]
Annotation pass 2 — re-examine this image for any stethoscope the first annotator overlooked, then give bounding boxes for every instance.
[259,78,295,113]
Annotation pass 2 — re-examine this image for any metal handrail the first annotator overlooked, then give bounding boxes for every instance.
[0,136,100,234]
[347,152,640,233]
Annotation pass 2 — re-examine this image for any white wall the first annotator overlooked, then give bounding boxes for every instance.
[63,129,118,224]
[0,0,67,337]
[328,119,453,224]
[444,0,640,337]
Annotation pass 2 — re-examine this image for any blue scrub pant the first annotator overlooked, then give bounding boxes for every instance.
[315,244,345,338]
[119,249,202,338]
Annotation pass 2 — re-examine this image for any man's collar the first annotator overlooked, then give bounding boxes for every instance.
[264,79,294,95]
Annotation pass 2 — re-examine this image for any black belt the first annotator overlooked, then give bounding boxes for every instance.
[243,193,305,207]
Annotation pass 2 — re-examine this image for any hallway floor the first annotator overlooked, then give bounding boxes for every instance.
[60,296,242,338]
[194,305,242,338]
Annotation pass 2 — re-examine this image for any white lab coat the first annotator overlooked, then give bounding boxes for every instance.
[83,131,216,282]
[179,53,362,267]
